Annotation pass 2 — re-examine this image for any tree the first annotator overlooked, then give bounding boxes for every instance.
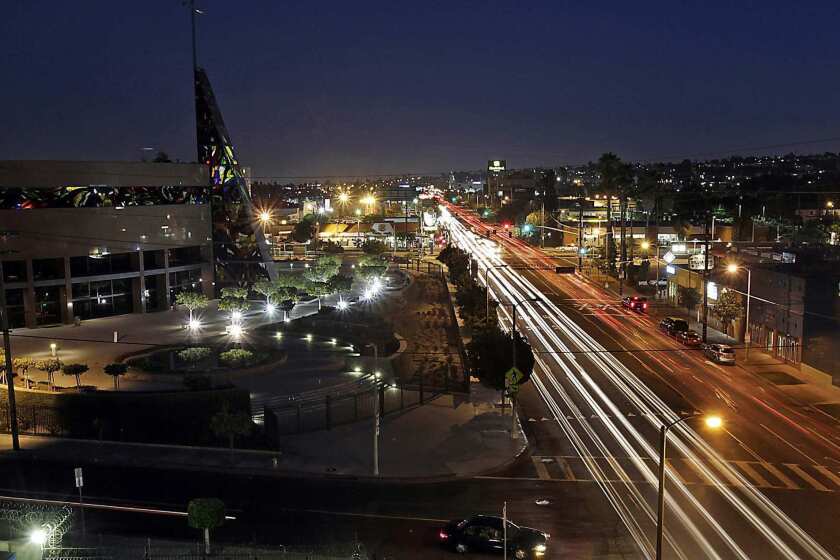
[327,274,352,296]
[466,325,534,395]
[37,358,62,389]
[218,297,250,317]
[12,357,35,389]
[103,363,128,390]
[361,239,388,255]
[175,292,209,323]
[303,255,341,284]
[677,286,701,312]
[188,498,225,555]
[713,290,742,335]
[291,215,317,243]
[152,150,172,163]
[596,153,631,272]
[210,404,252,449]
[220,286,248,300]
[321,240,344,254]
[253,280,277,306]
[355,255,388,284]
[62,363,89,390]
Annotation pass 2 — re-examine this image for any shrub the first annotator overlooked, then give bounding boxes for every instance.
[219,349,255,368]
[178,347,213,365]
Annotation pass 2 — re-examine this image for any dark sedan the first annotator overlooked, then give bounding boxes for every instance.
[676,330,702,346]
[439,515,548,558]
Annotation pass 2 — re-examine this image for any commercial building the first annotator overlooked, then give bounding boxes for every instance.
[0,160,214,328]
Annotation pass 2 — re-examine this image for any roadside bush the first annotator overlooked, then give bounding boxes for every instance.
[178,347,213,365]
[219,349,255,368]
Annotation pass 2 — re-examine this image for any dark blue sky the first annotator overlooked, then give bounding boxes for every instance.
[3,1,839,178]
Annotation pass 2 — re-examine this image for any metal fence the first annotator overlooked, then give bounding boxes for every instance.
[263,378,454,439]
[45,543,368,560]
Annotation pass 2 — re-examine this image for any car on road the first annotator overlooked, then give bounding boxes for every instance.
[676,330,702,346]
[439,515,548,558]
[703,343,736,364]
[622,296,648,313]
[659,317,689,337]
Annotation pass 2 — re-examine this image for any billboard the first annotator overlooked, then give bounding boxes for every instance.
[487,160,506,173]
[689,253,715,271]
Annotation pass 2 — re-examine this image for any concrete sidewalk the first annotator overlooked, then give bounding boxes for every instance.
[0,383,526,480]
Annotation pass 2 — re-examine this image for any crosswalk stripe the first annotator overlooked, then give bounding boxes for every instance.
[785,463,832,492]
[762,463,801,490]
[531,457,551,480]
[731,461,773,488]
[813,465,840,488]
[557,457,576,481]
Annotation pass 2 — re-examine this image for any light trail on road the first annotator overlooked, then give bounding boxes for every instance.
[441,204,836,559]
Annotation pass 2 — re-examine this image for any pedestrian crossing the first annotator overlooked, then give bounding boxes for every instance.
[528,455,840,493]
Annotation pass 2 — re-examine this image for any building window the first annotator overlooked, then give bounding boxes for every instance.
[32,258,64,281]
[34,287,61,325]
[1,260,26,283]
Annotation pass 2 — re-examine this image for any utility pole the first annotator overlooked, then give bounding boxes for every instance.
[0,259,20,451]
[702,214,710,343]
[540,200,545,249]
[577,191,584,271]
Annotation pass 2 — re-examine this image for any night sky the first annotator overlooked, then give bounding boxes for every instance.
[3,1,840,179]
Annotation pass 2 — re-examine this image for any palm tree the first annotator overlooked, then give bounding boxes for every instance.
[596,153,631,274]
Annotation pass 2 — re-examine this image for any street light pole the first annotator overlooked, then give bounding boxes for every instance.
[656,414,722,560]
[745,267,752,359]
[0,259,20,451]
[484,265,509,322]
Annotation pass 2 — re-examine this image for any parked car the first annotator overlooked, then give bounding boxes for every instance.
[439,515,548,558]
[703,343,736,364]
[676,330,702,346]
[659,317,690,337]
[622,296,648,313]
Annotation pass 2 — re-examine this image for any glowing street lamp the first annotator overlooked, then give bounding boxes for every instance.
[726,262,752,357]
[641,240,650,251]
[656,413,723,559]
[258,210,272,224]
[338,192,350,204]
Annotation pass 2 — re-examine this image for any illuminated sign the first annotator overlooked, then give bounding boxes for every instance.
[689,253,714,270]
[671,243,687,254]
[487,160,506,173]
[665,265,676,275]
[707,281,718,300]
[662,251,675,264]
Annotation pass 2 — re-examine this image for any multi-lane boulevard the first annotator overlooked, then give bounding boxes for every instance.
[442,202,840,559]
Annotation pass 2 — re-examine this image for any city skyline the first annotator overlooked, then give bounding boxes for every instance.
[4,1,840,178]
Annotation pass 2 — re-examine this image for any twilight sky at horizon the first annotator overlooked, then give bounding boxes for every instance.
[3,1,840,178]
